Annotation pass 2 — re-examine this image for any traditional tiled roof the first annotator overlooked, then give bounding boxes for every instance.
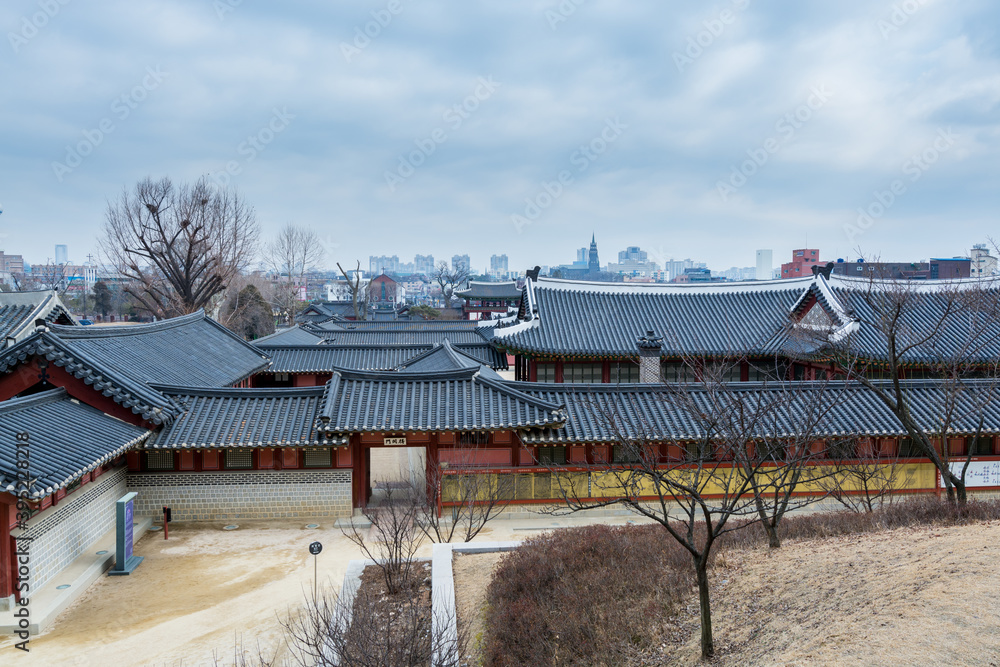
[456,281,523,300]
[825,276,1000,365]
[310,319,487,331]
[264,342,507,373]
[397,340,485,373]
[46,311,271,387]
[145,385,331,448]
[0,388,151,498]
[0,333,181,423]
[315,367,566,436]
[495,276,814,359]
[0,290,74,347]
[309,329,494,346]
[254,325,323,346]
[514,379,1000,444]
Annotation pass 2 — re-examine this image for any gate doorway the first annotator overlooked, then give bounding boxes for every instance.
[367,446,426,506]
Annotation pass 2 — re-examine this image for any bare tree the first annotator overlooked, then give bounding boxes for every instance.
[816,265,1000,503]
[433,261,469,306]
[337,260,368,320]
[818,438,906,513]
[546,368,843,658]
[218,281,276,340]
[413,457,514,544]
[265,224,325,323]
[100,176,259,318]
[341,485,421,595]
[277,584,465,667]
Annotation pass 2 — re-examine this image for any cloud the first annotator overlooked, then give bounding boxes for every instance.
[0,0,997,274]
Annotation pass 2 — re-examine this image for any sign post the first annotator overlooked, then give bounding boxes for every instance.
[109,492,143,575]
[309,541,323,601]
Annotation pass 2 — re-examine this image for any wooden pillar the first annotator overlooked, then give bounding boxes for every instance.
[555,360,564,383]
[352,435,367,509]
[426,437,439,515]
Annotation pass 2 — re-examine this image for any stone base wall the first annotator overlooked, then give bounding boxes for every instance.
[126,470,353,521]
[15,468,127,592]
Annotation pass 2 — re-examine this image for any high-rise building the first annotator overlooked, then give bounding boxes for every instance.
[489,254,509,279]
[414,254,435,276]
[662,259,706,282]
[607,246,660,277]
[55,244,68,265]
[756,250,772,281]
[452,254,471,274]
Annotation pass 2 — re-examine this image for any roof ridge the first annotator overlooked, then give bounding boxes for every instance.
[49,310,208,337]
[0,386,67,412]
[150,383,325,398]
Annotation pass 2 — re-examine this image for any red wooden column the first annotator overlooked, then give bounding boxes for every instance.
[426,436,440,514]
[351,435,367,509]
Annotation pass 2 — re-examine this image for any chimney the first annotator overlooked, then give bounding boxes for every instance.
[636,330,663,383]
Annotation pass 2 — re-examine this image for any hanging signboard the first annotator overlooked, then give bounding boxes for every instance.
[383,437,407,446]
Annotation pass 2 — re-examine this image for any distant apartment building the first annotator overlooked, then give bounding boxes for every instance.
[830,257,971,280]
[715,266,757,282]
[414,254,435,275]
[452,254,471,274]
[756,249,772,281]
[672,267,721,283]
[489,254,509,279]
[606,246,660,277]
[780,249,820,279]
[54,244,68,265]
[0,252,24,275]
[662,259,706,282]
[971,244,997,277]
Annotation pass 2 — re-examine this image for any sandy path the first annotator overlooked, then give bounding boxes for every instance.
[453,551,504,663]
[671,522,1000,666]
[0,521,368,667]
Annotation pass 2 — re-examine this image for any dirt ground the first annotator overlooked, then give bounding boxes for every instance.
[0,521,368,667]
[453,552,504,661]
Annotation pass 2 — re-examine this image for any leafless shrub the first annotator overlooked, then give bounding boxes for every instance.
[341,484,421,595]
[414,460,514,544]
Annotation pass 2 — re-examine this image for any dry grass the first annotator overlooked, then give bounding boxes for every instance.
[476,499,1000,666]
[677,521,1000,666]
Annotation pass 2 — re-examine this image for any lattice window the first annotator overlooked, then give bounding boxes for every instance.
[146,451,175,470]
[536,363,556,383]
[225,449,253,469]
[611,362,640,383]
[537,447,567,465]
[458,432,489,445]
[564,363,602,383]
[304,449,333,468]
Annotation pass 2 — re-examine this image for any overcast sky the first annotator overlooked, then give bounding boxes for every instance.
[1,0,997,274]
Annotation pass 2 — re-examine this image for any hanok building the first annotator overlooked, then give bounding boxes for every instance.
[0,290,74,348]
[455,281,522,320]
[6,270,1000,622]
